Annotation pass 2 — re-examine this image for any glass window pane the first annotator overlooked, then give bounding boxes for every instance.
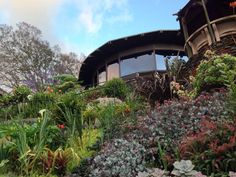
[108,63,119,80]
[98,71,106,85]
[156,55,167,70]
[120,54,156,77]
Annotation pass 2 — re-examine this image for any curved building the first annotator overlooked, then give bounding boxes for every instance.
[79,0,236,86]
[79,30,186,86]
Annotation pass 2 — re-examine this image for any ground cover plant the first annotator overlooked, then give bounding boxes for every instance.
[0,53,235,177]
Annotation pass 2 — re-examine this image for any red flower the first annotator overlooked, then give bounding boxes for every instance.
[230,1,236,7]
[57,124,65,129]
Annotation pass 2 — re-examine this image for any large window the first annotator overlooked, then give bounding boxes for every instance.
[156,55,167,70]
[120,54,156,77]
[98,69,106,85]
[107,62,119,80]
[156,54,188,70]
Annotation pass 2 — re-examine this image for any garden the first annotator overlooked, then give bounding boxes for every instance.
[0,51,235,177]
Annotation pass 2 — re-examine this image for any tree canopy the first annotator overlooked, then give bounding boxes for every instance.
[0,22,83,91]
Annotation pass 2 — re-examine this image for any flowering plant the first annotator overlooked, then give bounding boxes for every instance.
[57,124,65,129]
[230,1,236,8]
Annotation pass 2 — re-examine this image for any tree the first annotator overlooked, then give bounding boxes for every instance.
[54,52,84,77]
[0,22,84,91]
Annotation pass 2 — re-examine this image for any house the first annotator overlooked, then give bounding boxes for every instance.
[79,0,236,86]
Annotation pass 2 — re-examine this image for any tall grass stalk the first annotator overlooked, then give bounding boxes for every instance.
[157,142,168,171]
[57,105,83,144]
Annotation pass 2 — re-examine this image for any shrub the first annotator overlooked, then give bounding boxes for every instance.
[0,85,31,108]
[52,91,83,122]
[30,92,56,105]
[54,74,77,84]
[123,90,232,171]
[194,52,236,95]
[153,91,231,147]
[12,86,32,103]
[133,73,172,106]
[178,119,236,176]
[55,81,77,93]
[89,139,146,177]
[80,86,105,103]
[40,148,70,176]
[52,74,81,93]
[229,83,236,114]
[103,78,129,100]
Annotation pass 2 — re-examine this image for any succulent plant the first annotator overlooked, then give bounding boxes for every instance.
[89,139,146,177]
[171,160,197,177]
[122,91,231,166]
[136,168,168,177]
[229,171,236,177]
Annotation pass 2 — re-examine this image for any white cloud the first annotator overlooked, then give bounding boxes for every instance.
[0,0,64,42]
[73,0,132,34]
[0,0,132,53]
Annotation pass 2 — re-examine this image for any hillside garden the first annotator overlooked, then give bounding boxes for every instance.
[0,52,235,177]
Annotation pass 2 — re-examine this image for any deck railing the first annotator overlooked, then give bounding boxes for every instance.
[185,15,236,57]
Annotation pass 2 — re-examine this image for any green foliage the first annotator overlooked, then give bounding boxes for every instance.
[53,74,81,93]
[57,105,83,142]
[40,148,70,176]
[194,52,236,95]
[179,119,236,176]
[54,74,77,84]
[103,78,129,100]
[55,81,77,93]
[229,83,236,114]
[0,86,31,108]
[66,129,103,171]
[0,90,57,120]
[82,104,98,126]
[52,91,84,123]
[80,86,105,104]
[25,92,57,118]
[0,109,60,175]
[31,92,56,105]
[12,86,32,103]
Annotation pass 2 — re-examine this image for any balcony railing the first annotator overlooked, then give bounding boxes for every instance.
[185,15,236,57]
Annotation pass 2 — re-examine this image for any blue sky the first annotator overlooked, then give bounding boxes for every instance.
[0,0,188,57]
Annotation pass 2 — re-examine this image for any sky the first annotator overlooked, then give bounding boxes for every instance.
[0,0,189,57]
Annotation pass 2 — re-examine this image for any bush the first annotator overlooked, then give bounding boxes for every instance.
[103,78,129,100]
[80,86,105,104]
[0,86,31,108]
[194,52,236,95]
[229,83,236,114]
[89,139,146,177]
[15,92,57,119]
[55,81,78,93]
[53,91,82,120]
[12,86,32,103]
[54,74,77,84]
[178,119,236,176]
[0,86,33,119]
